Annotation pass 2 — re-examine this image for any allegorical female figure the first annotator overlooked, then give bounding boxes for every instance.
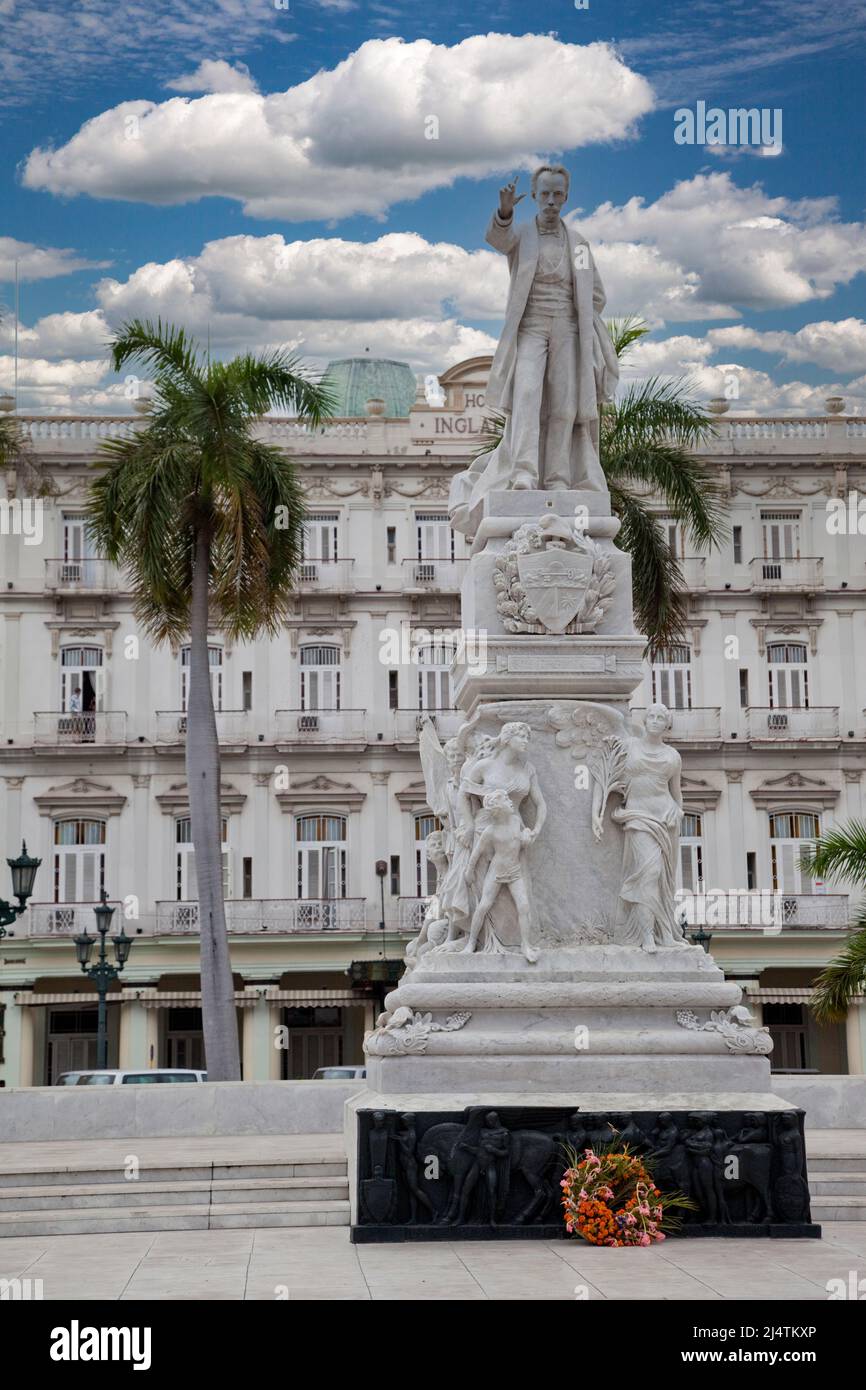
[591,703,688,952]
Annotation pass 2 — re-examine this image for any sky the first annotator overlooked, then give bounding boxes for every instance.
[2,0,866,414]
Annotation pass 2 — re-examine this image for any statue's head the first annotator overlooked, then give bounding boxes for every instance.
[532,164,569,223]
[425,829,447,871]
[443,738,464,774]
[500,720,531,755]
[645,702,672,734]
[483,788,513,817]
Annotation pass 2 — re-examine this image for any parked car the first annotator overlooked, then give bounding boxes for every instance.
[311,1065,366,1080]
[55,1069,207,1085]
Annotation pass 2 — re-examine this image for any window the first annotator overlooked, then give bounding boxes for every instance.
[679,813,704,892]
[761,510,801,564]
[389,855,401,897]
[769,812,821,894]
[657,516,684,559]
[181,646,223,712]
[296,815,347,900]
[54,819,106,903]
[303,512,339,562]
[388,670,399,710]
[739,669,750,708]
[764,1004,808,1070]
[415,814,443,896]
[651,645,692,710]
[732,526,743,565]
[242,672,252,711]
[61,513,97,582]
[242,857,253,899]
[175,816,230,900]
[767,642,809,709]
[386,526,397,564]
[300,645,341,711]
[416,513,455,561]
[60,646,104,715]
[416,641,454,710]
[746,851,757,891]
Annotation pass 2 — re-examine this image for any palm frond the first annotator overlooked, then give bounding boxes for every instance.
[609,483,689,655]
[798,821,866,886]
[108,318,205,393]
[605,315,650,359]
[810,909,866,1023]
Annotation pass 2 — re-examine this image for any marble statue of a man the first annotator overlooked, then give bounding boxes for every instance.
[449,165,619,534]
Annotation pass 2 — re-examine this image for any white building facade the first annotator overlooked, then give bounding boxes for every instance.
[1,357,865,1084]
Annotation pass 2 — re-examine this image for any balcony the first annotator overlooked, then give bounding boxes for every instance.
[391,709,464,744]
[401,558,468,592]
[746,706,839,741]
[155,710,250,745]
[44,558,116,592]
[631,707,721,741]
[26,902,106,937]
[749,556,824,591]
[274,708,367,746]
[675,890,849,932]
[398,897,429,934]
[33,711,127,746]
[295,558,354,592]
[154,898,368,934]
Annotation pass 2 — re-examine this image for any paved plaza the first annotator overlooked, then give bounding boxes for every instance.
[0,1222,862,1301]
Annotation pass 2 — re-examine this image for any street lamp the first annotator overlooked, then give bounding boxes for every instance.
[74,888,133,1069]
[0,842,41,937]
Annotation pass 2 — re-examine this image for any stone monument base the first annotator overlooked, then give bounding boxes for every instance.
[346,1092,819,1243]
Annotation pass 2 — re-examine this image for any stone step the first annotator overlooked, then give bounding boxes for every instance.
[0,1199,350,1237]
[806,1157,866,1175]
[810,1196,866,1222]
[0,1175,349,1212]
[0,1160,347,1190]
[808,1173,866,1197]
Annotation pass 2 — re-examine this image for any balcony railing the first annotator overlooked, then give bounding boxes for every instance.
[746,706,839,741]
[155,710,250,744]
[401,558,468,591]
[749,556,823,591]
[274,708,367,743]
[392,709,464,743]
[631,707,721,741]
[33,711,127,745]
[26,902,107,936]
[676,890,849,931]
[295,558,355,591]
[155,898,368,934]
[44,558,116,592]
[398,897,430,934]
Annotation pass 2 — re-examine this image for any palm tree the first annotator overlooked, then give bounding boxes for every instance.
[799,825,866,1022]
[86,320,336,1079]
[473,317,728,653]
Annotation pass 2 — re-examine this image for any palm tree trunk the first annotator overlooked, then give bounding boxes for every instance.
[186,522,241,1080]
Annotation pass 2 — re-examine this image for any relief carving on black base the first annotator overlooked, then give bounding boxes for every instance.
[353,1106,818,1241]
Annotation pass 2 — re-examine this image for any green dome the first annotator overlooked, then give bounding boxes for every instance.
[323,357,416,418]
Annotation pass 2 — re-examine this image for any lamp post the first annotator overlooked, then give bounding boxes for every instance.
[0,842,41,937]
[74,889,133,1069]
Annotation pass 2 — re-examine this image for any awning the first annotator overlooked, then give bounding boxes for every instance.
[15,992,123,1006]
[269,989,364,1006]
[135,991,260,1009]
[744,986,865,1004]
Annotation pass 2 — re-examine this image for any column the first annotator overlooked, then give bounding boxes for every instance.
[3,776,23,857]
[131,776,151,923]
[724,770,747,888]
[3,615,21,741]
[241,993,273,1081]
[17,1004,36,1087]
[253,773,271,899]
[845,1001,866,1076]
[119,995,151,1069]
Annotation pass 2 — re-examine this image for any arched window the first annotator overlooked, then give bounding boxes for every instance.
[415,813,444,896]
[180,646,223,712]
[175,816,230,900]
[300,645,341,711]
[678,813,704,892]
[296,814,347,900]
[651,644,692,710]
[769,811,820,894]
[416,641,454,710]
[54,819,106,903]
[767,642,808,709]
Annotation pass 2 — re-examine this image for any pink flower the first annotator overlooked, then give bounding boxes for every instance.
[638,1234,651,1247]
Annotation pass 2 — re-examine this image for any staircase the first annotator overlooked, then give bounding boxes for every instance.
[0,1139,349,1236]
[808,1147,866,1223]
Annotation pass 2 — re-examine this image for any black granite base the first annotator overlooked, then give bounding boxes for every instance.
[351,1105,820,1243]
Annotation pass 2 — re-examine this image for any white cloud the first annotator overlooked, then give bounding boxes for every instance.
[22,35,654,220]
[708,319,866,375]
[0,309,111,358]
[0,237,108,283]
[165,59,259,95]
[579,173,866,315]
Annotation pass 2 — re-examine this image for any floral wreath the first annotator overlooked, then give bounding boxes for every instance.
[561,1144,693,1247]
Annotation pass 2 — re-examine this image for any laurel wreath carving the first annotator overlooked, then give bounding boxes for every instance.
[493,529,615,634]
